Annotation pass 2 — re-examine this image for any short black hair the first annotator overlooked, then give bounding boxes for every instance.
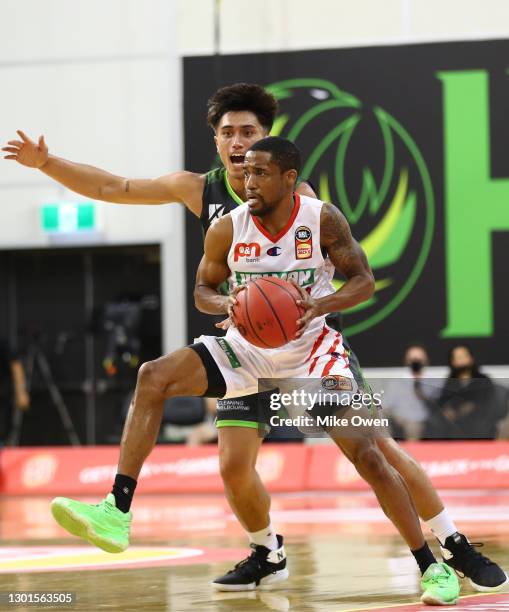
[207,83,278,131]
[447,344,481,378]
[248,136,302,176]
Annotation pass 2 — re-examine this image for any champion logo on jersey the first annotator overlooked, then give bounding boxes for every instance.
[267,246,282,256]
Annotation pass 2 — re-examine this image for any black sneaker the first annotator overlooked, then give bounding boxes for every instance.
[441,532,508,592]
[212,534,289,591]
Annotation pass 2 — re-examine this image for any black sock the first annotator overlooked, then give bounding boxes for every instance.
[411,542,436,575]
[111,473,137,513]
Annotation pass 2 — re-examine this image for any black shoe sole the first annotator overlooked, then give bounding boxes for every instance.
[212,568,289,591]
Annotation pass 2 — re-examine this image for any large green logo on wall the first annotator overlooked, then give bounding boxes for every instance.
[266,79,435,336]
[439,70,509,337]
[184,41,509,364]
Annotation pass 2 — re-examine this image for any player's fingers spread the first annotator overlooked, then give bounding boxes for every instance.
[7,140,24,147]
[17,130,31,142]
[2,147,19,154]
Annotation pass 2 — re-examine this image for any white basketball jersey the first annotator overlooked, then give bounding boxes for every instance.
[226,193,335,343]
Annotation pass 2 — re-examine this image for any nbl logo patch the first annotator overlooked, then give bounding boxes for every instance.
[321,375,353,391]
[295,226,312,260]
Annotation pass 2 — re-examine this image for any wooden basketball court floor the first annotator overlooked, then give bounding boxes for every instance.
[1,490,508,611]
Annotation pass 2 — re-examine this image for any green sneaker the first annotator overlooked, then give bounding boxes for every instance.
[51,493,131,554]
[421,562,460,605]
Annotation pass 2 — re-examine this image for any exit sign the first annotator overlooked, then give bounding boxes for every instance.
[41,202,96,233]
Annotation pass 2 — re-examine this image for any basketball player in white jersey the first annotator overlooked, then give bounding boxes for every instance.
[5,86,506,593]
[49,137,460,604]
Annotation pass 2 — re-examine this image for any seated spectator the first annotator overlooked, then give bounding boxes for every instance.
[0,337,30,446]
[383,344,439,440]
[424,345,505,439]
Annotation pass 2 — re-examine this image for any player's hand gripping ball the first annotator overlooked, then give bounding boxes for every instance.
[231,277,306,348]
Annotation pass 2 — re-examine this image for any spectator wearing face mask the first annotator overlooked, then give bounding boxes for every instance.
[383,344,439,440]
[425,345,506,439]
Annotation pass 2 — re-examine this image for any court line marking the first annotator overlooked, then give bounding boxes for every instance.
[339,590,509,612]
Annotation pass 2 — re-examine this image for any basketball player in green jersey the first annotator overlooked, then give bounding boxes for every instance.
[3,83,506,593]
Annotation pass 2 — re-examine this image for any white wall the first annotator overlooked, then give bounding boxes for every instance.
[178,0,509,55]
[0,0,185,352]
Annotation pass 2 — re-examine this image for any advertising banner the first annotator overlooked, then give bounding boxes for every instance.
[2,442,508,495]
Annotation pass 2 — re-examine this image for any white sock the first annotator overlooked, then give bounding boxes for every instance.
[427,509,458,545]
[248,522,279,551]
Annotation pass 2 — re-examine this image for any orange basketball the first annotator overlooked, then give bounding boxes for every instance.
[232,277,306,349]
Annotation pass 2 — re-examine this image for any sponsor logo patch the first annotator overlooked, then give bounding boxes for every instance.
[233,242,261,262]
[295,226,312,259]
[216,399,250,411]
[215,338,241,368]
[321,375,353,391]
[234,268,316,287]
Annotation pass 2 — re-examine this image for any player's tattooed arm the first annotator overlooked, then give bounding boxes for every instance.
[317,202,375,313]
[194,215,233,315]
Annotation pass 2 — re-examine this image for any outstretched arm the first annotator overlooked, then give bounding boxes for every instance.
[2,130,204,215]
[194,215,234,315]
